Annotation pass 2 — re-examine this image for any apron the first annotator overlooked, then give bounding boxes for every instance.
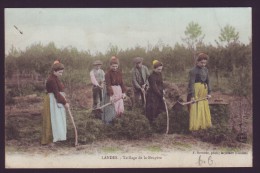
[189,83,212,131]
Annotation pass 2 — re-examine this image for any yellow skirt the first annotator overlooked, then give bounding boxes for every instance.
[41,94,53,145]
[189,83,212,131]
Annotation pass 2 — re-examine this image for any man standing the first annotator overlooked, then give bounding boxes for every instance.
[90,60,105,111]
[132,57,150,108]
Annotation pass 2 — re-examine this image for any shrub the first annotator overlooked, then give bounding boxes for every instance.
[5,120,20,140]
[107,110,153,140]
[194,104,233,144]
[8,84,36,97]
[21,83,36,95]
[67,110,106,144]
[153,103,190,134]
[8,87,21,97]
[33,83,45,92]
[5,91,15,105]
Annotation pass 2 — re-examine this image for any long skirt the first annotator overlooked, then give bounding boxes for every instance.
[102,86,124,124]
[145,92,165,123]
[101,86,115,124]
[41,94,52,144]
[41,92,67,144]
[189,83,212,131]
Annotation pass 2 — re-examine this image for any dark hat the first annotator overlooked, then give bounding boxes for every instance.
[52,60,64,71]
[93,60,102,65]
[133,57,143,64]
[110,56,119,65]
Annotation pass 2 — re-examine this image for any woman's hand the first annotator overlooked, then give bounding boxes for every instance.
[122,93,126,99]
[191,97,195,104]
[110,96,114,102]
[100,83,104,89]
[65,103,70,109]
[207,95,212,99]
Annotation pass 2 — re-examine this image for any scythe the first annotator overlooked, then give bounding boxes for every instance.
[177,97,209,106]
[67,107,78,147]
[163,97,169,135]
[92,96,124,114]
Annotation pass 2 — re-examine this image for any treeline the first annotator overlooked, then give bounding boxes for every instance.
[5,40,252,98]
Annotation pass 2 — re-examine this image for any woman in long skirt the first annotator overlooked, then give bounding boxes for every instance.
[102,56,126,124]
[41,60,70,146]
[187,53,212,131]
[145,60,165,124]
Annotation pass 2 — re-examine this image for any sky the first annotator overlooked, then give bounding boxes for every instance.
[5,8,252,55]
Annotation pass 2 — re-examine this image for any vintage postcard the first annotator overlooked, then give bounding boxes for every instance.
[4,8,252,168]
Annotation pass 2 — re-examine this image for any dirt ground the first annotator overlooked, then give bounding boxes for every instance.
[5,133,252,168]
[5,83,253,168]
[5,132,252,156]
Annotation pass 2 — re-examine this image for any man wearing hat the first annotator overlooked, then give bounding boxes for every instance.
[132,57,150,108]
[90,60,105,111]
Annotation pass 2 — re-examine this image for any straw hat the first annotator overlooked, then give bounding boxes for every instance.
[152,60,163,69]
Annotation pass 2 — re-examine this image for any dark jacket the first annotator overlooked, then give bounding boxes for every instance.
[188,66,211,97]
[145,71,165,122]
[46,74,67,105]
[147,71,164,98]
[105,69,126,96]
